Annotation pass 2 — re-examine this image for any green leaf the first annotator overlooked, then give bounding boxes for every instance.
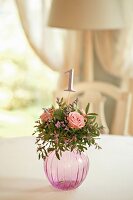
[48,147,55,152]
[44,148,48,157]
[88,113,98,116]
[87,115,95,119]
[54,109,64,120]
[38,153,41,160]
[59,150,62,157]
[35,139,40,144]
[85,103,90,114]
[83,146,87,150]
[61,97,63,103]
[55,150,60,160]
[77,108,82,115]
[41,153,44,159]
[89,116,96,124]
[94,122,98,128]
[70,145,76,152]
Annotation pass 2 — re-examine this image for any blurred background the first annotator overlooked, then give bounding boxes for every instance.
[0,0,133,137]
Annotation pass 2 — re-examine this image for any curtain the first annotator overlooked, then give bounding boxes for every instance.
[15,0,66,71]
[94,29,133,79]
[15,0,133,84]
[94,0,133,80]
[15,0,82,89]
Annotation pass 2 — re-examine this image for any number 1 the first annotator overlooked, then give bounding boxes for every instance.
[64,69,76,92]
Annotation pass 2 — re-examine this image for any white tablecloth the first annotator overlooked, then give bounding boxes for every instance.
[0,135,133,200]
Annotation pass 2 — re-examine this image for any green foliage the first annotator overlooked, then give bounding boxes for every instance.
[85,103,90,114]
[53,109,64,120]
[33,98,103,160]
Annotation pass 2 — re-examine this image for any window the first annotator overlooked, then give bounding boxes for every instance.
[0,0,58,137]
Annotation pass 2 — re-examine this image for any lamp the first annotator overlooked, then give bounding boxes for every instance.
[48,0,124,81]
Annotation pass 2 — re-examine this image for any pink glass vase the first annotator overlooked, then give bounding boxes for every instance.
[44,150,89,190]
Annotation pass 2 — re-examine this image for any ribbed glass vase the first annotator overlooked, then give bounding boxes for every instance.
[44,150,89,190]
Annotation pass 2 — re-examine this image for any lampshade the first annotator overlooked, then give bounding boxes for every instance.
[48,0,124,30]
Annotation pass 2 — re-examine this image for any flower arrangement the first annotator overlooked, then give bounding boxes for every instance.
[33,98,103,160]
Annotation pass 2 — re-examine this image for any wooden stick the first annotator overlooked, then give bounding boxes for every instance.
[67,91,71,105]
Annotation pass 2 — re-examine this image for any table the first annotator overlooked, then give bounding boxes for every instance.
[0,135,133,200]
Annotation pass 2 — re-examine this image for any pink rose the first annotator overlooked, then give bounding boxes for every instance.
[40,109,53,122]
[67,111,85,129]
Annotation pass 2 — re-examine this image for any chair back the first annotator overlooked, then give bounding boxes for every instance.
[54,81,132,135]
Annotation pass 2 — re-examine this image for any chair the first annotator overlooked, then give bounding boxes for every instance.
[54,81,132,135]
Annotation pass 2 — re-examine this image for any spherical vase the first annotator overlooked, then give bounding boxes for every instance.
[44,150,89,190]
